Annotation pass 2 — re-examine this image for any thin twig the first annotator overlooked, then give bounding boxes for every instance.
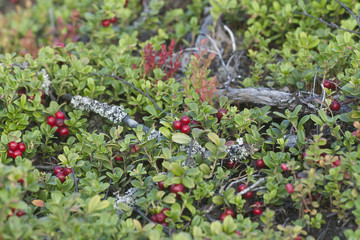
[223,24,236,53]
[71,167,79,193]
[185,139,194,166]
[103,179,112,200]
[94,73,165,113]
[334,0,360,29]
[236,178,266,196]
[312,67,319,96]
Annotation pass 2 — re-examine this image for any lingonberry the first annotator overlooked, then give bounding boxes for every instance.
[162,208,170,213]
[253,208,262,215]
[55,111,65,119]
[17,178,24,185]
[281,163,289,171]
[180,116,191,125]
[12,150,22,158]
[56,172,66,183]
[253,201,262,208]
[114,155,123,161]
[244,191,254,199]
[224,208,235,217]
[51,125,59,132]
[59,127,69,137]
[181,125,191,134]
[8,141,19,151]
[219,213,228,221]
[130,148,136,153]
[15,210,26,217]
[63,167,72,176]
[54,166,64,175]
[216,108,228,122]
[55,118,65,128]
[47,116,56,126]
[235,230,242,237]
[109,16,117,23]
[330,101,341,111]
[18,142,26,152]
[170,184,185,196]
[286,183,295,194]
[150,215,157,222]
[256,159,265,168]
[7,149,13,158]
[155,212,166,223]
[158,181,165,190]
[237,184,247,192]
[173,120,182,130]
[331,79,340,90]
[226,160,235,168]
[323,80,332,89]
[190,120,202,129]
[101,19,111,27]
[332,158,341,167]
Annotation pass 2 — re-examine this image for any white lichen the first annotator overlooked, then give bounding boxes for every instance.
[113,188,138,216]
[225,138,253,162]
[147,130,161,141]
[40,69,52,95]
[71,95,127,123]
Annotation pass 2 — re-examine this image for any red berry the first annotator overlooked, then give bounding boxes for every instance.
[59,127,69,137]
[237,184,247,192]
[253,201,262,207]
[8,141,19,151]
[256,159,265,168]
[330,101,341,111]
[130,148,136,153]
[54,166,64,175]
[244,191,254,199]
[173,120,182,130]
[253,208,262,215]
[56,172,66,183]
[294,235,301,240]
[162,208,170,213]
[17,178,24,185]
[332,158,341,167]
[235,230,242,237]
[15,210,26,217]
[219,213,228,221]
[181,125,191,134]
[12,150,22,158]
[331,79,340,90]
[101,19,111,27]
[190,120,202,129]
[56,43,65,48]
[323,80,332,89]
[226,160,235,168]
[47,116,56,126]
[286,183,295,194]
[63,167,72,176]
[280,163,289,171]
[51,125,59,132]
[224,208,235,217]
[180,116,191,125]
[170,184,185,196]
[150,215,157,222]
[114,155,123,161]
[109,16,117,23]
[158,181,165,190]
[18,89,26,97]
[155,212,166,223]
[55,111,65,119]
[216,108,228,121]
[27,95,35,100]
[162,222,169,227]
[7,149,13,158]
[18,143,26,152]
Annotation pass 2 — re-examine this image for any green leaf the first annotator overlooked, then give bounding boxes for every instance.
[212,195,224,205]
[163,195,176,204]
[208,132,220,146]
[144,105,158,117]
[182,176,195,189]
[172,133,191,145]
[152,174,167,182]
[162,147,171,159]
[58,154,68,165]
[88,195,109,213]
[159,127,171,139]
[223,215,237,234]
[199,164,210,175]
[169,162,184,176]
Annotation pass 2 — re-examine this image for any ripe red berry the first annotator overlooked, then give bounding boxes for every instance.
[181,125,191,134]
[162,208,170,213]
[114,155,123,161]
[56,172,66,183]
[55,118,65,128]
[51,125,59,132]
[63,167,72,176]
[294,235,301,240]
[323,80,332,89]
[18,143,26,152]
[101,19,111,27]
[54,166,64,175]
[47,116,56,126]
[332,158,341,167]
[180,116,191,125]
[17,178,24,185]
[158,181,165,190]
[280,163,289,171]
[170,184,185,196]
[253,201,262,208]
[219,213,228,221]
[27,95,35,101]
[156,212,166,223]
[7,149,13,158]
[256,159,265,168]
[173,120,182,130]
[59,127,69,137]
[286,183,295,194]
[244,191,254,199]
[15,210,26,217]
[216,108,228,121]
[8,141,19,151]
[150,215,157,222]
[109,16,117,23]
[253,208,262,215]
[331,79,340,90]
[18,89,26,97]
[130,148,136,153]
[226,160,235,168]
[330,101,341,111]
[237,184,247,192]
[55,111,65,119]
[190,120,202,129]
[224,208,235,217]
[12,150,22,158]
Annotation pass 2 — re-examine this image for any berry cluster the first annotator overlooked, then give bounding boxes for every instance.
[173,116,192,134]
[18,88,45,104]
[47,111,69,137]
[7,141,26,159]
[286,183,295,194]
[101,16,117,27]
[323,79,340,90]
[129,144,141,153]
[7,208,25,219]
[53,166,72,183]
[150,208,170,226]
[219,208,235,221]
